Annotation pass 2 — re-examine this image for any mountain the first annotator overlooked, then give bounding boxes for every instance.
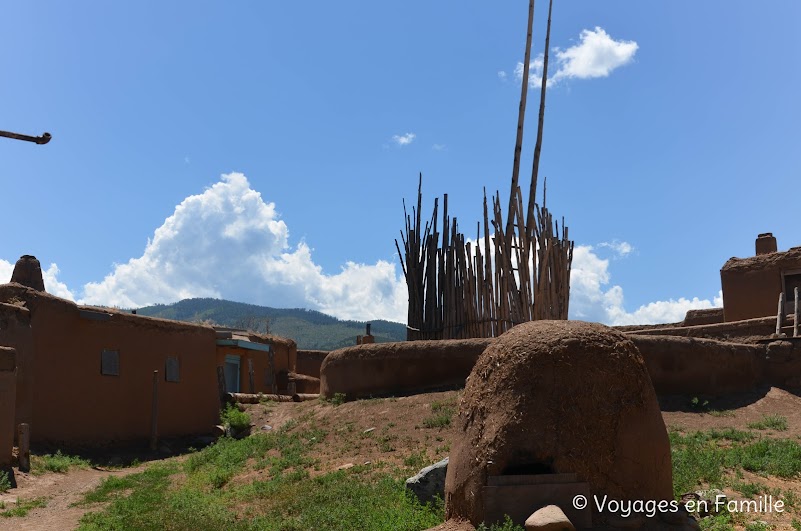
[135,298,407,351]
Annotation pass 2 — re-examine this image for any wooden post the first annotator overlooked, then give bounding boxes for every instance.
[776,292,785,337]
[17,423,30,472]
[150,370,159,452]
[794,287,799,338]
[248,359,255,394]
[217,365,227,406]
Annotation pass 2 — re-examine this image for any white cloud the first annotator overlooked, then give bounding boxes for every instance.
[597,240,634,258]
[432,144,446,151]
[569,243,720,325]
[497,70,508,81]
[514,27,637,88]
[79,173,407,322]
[391,133,416,146]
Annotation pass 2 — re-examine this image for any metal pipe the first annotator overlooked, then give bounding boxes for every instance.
[0,130,51,144]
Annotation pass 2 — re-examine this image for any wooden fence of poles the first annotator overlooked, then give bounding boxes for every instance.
[396,177,573,340]
[395,0,573,341]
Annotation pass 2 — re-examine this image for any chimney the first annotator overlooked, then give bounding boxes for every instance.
[10,255,46,292]
[756,233,778,256]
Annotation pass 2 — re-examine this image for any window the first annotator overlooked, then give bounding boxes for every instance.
[784,272,801,305]
[165,356,180,383]
[101,349,119,376]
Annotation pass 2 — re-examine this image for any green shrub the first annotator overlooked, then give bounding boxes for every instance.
[747,414,788,431]
[220,404,251,433]
[31,450,90,474]
[0,471,10,493]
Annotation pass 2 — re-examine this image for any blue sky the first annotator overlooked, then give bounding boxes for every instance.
[2,1,799,324]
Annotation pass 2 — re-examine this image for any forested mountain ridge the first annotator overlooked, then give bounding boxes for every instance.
[135,298,406,350]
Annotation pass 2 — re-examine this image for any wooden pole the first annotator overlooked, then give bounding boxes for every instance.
[17,423,30,472]
[794,287,799,338]
[217,365,227,406]
[150,370,159,452]
[506,0,536,243]
[526,0,554,238]
[776,292,785,337]
[248,359,255,394]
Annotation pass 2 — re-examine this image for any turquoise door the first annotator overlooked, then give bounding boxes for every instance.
[224,355,241,393]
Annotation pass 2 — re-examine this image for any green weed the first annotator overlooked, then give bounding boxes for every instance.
[31,450,91,474]
[748,415,788,431]
[0,497,48,518]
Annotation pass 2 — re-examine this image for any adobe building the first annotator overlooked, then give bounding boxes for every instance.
[0,255,297,446]
[214,327,297,395]
[721,233,801,322]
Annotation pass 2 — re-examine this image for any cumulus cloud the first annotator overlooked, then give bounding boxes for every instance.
[391,132,416,146]
[515,27,637,88]
[80,173,408,322]
[569,243,720,325]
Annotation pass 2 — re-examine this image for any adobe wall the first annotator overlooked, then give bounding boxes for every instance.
[0,347,16,467]
[0,300,33,428]
[321,326,801,400]
[683,308,724,326]
[624,316,776,344]
[721,267,782,322]
[0,284,220,444]
[296,350,328,378]
[630,335,764,396]
[320,338,494,399]
[721,247,801,322]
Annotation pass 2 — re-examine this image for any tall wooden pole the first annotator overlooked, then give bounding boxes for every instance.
[526,0,553,237]
[506,0,536,245]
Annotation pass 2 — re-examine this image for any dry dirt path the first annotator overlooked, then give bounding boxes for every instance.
[1,464,147,531]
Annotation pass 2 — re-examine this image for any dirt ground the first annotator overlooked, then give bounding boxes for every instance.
[7,385,801,530]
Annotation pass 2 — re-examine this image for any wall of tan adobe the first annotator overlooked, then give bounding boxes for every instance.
[1,284,220,445]
[630,335,765,395]
[721,268,782,322]
[296,350,328,378]
[625,316,776,344]
[683,308,725,326]
[321,327,801,400]
[720,247,801,322]
[0,301,33,429]
[0,347,16,467]
[320,338,495,399]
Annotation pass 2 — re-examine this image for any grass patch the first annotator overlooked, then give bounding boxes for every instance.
[320,393,347,406]
[79,421,442,531]
[708,409,735,418]
[476,515,525,530]
[747,415,788,431]
[421,399,456,429]
[0,497,48,518]
[671,427,801,499]
[402,450,429,471]
[31,450,91,474]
